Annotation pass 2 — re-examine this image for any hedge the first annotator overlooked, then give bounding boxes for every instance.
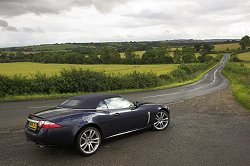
[0,62,215,98]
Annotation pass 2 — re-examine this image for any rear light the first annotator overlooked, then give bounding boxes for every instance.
[38,121,62,129]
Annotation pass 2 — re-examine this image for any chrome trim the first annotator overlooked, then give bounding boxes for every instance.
[106,128,145,139]
[147,112,151,125]
[27,118,39,123]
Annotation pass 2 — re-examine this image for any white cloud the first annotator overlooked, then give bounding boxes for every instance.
[0,0,249,47]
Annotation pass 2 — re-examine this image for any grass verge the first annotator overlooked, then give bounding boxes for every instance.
[222,63,250,110]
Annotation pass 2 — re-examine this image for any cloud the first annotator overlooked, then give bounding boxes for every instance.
[0,19,8,27]
[0,19,18,31]
[0,0,249,47]
[5,26,18,31]
[0,18,44,32]
[21,27,44,33]
[0,0,130,16]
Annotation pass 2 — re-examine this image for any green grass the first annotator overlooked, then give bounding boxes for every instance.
[0,62,218,101]
[214,43,240,51]
[208,54,218,58]
[238,52,250,62]
[223,62,250,110]
[244,63,250,68]
[0,62,179,76]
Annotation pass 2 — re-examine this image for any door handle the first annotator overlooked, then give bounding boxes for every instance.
[114,113,120,116]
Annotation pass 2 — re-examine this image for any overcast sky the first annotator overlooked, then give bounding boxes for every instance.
[0,0,249,47]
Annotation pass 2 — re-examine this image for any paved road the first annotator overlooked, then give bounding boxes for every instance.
[1,54,250,166]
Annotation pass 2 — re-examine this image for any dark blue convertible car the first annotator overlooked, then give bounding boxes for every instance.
[25,93,170,156]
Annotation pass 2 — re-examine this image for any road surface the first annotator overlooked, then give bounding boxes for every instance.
[0,54,250,166]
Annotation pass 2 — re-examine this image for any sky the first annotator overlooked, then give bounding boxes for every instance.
[0,0,249,47]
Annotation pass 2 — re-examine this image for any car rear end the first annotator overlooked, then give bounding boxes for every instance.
[25,114,76,147]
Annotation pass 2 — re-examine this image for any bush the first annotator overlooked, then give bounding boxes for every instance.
[0,68,162,97]
[0,62,215,98]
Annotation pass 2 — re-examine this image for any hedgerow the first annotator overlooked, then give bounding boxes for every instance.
[0,62,215,98]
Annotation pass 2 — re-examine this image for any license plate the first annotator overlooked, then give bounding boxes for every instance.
[28,121,37,130]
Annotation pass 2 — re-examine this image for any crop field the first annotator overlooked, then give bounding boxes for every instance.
[169,47,182,51]
[0,62,179,76]
[243,63,250,68]
[119,51,146,58]
[214,43,240,51]
[238,52,250,61]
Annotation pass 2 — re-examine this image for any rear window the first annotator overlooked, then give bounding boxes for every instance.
[60,100,81,108]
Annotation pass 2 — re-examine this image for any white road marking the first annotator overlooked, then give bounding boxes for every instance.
[142,57,228,99]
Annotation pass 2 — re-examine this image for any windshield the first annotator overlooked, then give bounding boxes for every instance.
[60,100,81,108]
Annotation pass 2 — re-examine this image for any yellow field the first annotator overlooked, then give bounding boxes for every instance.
[214,43,240,51]
[244,63,250,68]
[0,62,179,76]
[238,52,250,61]
[119,51,146,58]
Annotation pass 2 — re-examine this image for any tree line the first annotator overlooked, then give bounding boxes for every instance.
[0,45,216,64]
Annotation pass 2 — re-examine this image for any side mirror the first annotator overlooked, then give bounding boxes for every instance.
[56,104,62,108]
[133,101,140,108]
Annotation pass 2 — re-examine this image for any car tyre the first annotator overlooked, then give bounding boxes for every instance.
[153,110,170,131]
[76,127,101,156]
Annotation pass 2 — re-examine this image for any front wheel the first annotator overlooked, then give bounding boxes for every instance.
[76,127,101,156]
[153,110,170,131]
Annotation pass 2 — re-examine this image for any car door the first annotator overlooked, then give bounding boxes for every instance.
[104,97,148,135]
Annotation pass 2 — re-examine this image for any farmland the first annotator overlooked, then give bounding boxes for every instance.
[238,52,250,61]
[119,51,146,58]
[0,62,178,76]
[244,63,250,68]
[214,43,240,51]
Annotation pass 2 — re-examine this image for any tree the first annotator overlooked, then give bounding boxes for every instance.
[141,47,173,64]
[239,35,250,50]
[173,49,182,63]
[202,44,214,54]
[181,47,196,63]
[194,44,202,52]
[141,49,157,64]
[99,47,121,64]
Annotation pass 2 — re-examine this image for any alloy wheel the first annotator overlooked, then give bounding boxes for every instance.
[153,111,169,130]
[79,128,101,155]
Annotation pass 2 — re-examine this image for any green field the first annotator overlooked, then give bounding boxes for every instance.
[0,62,179,76]
[238,52,250,61]
[214,43,240,51]
[244,63,250,68]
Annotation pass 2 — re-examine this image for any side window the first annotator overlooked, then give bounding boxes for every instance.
[104,97,134,109]
[96,100,108,110]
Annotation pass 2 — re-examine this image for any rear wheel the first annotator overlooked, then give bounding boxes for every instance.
[76,127,101,156]
[153,110,170,131]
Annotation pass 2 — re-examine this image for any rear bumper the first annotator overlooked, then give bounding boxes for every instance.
[24,126,76,146]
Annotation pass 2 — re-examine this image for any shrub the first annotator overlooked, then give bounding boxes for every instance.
[0,62,215,98]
